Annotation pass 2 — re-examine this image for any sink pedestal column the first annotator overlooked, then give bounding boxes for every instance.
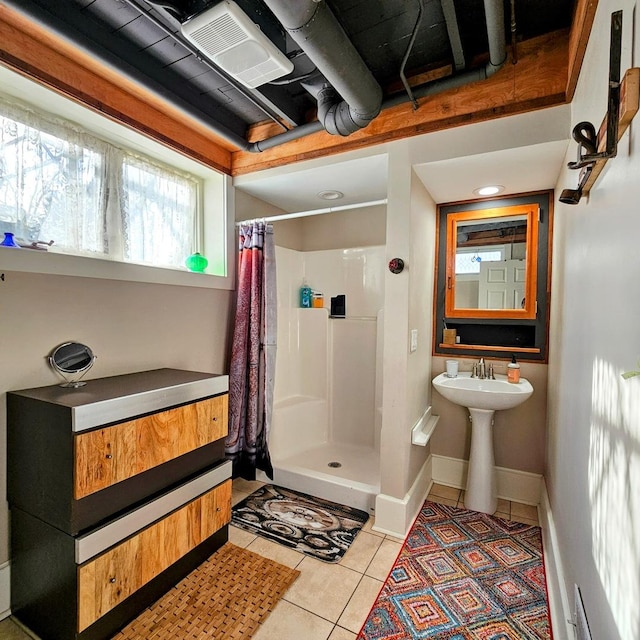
[464,408,497,515]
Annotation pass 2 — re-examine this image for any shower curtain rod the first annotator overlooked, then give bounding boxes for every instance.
[235,198,388,225]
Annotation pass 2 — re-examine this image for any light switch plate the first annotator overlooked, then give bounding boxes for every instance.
[410,329,418,352]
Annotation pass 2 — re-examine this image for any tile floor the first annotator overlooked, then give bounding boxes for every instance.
[0,481,539,640]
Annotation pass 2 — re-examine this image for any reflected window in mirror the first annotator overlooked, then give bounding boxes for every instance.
[434,191,553,362]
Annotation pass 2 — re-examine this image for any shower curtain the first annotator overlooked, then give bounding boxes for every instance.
[226,221,276,480]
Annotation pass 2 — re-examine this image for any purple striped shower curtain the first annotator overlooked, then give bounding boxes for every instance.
[225,221,276,480]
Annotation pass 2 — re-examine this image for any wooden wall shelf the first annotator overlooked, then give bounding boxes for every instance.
[439,343,541,355]
[583,67,640,194]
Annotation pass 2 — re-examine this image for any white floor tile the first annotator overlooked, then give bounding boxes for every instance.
[361,516,386,538]
[283,556,362,622]
[245,535,305,569]
[228,524,256,548]
[511,502,539,522]
[252,600,333,640]
[429,484,461,501]
[232,488,250,506]
[365,538,403,581]
[0,619,35,640]
[232,478,265,494]
[328,626,358,640]
[337,575,382,633]
[339,531,383,573]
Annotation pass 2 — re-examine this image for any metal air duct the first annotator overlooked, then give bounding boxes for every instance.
[262,0,383,137]
[250,0,506,151]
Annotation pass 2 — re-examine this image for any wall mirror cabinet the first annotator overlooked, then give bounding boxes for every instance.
[433,190,553,362]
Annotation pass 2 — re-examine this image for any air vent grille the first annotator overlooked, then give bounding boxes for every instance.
[181,0,293,89]
[190,14,246,56]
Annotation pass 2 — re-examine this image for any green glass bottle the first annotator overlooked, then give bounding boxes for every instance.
[185,252,208,273]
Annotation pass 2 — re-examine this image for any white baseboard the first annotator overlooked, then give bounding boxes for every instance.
[373,455,433,539]
[0,561,10,621]
[539,479,573,640]
[431,454,542,505]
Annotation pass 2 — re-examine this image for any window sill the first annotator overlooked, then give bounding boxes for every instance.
[0,246,232,290]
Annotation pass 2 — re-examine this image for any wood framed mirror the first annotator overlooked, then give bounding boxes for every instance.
[445,203,539,320]
[434,191,553,361]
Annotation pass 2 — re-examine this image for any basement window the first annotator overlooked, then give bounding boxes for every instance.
[455,248,505,274]
[0,66,232,290]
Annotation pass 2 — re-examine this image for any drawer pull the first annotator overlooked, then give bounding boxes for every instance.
[105,454,113,459]
[109,577,116,584]
[212,417,218,422]
[216,507,221,512]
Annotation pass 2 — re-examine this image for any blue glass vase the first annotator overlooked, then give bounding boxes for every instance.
[0,232,21,248]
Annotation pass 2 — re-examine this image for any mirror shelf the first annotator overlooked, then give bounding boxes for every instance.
[438,343,541,355]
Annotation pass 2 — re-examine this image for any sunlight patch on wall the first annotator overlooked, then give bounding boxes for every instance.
[589,357,640,640]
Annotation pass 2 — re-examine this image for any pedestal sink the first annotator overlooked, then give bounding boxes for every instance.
[432,372,533,514]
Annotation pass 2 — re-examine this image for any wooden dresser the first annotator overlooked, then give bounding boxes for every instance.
[7,368,231,640]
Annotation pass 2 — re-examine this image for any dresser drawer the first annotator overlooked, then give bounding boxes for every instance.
[74,394,228,499]
[77,478,231,631]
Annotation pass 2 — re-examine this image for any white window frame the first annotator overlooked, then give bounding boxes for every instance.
[0,65,234,291]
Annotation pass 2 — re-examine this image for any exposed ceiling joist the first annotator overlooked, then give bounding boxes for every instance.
[0,0,596,176]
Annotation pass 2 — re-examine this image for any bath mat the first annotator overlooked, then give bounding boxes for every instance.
[113,543,299,639]
[357,501,552,639]
[231,484,369,563]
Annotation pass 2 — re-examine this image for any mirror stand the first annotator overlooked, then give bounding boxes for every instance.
[48,342,96,388]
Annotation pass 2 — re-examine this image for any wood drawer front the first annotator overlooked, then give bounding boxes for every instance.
[77,478,231,632]
[74,395,228,499]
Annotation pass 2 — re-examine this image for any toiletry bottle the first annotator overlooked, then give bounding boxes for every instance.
[507,355,520,383]
[300,280,312,308]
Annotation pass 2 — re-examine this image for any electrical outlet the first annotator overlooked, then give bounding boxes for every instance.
[410,329,418,352]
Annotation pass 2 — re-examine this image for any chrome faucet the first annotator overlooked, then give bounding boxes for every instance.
[488,362,495,379]
[477,358,486,379]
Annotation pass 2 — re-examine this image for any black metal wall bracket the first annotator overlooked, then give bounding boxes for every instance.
[560,10,622,205]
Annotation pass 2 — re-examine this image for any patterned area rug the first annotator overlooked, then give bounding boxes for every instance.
[358,501,552,639]
[232,484,369,563]
[114,543,299,639]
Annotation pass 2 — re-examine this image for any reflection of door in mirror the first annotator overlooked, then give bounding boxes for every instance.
[477,259,526,309]
[445,204,539,320]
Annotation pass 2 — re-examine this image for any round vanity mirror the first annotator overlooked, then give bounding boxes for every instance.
[49,342,96,387]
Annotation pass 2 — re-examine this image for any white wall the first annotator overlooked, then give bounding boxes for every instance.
[547,1,640,639]
[379,153,435,501]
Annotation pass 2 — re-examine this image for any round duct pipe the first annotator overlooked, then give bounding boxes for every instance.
[262,0,383,137]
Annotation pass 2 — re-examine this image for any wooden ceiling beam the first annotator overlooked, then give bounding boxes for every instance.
[566,0,599,100]
[0,4,234,175]
[231,30,570,176]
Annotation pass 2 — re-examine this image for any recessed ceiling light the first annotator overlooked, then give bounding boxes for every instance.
[473,185,505,196]
[317,190,344,201]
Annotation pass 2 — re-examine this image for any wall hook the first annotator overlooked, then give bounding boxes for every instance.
[561,10,623,204]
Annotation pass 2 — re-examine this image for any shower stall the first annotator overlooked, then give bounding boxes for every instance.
[263,244,385,513]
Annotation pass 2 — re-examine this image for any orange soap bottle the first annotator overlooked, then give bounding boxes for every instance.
[507,355,520,383]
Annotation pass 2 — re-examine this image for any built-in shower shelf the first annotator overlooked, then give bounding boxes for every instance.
[411,408,439,446]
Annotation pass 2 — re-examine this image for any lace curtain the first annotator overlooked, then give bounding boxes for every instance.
[0,95,199,268]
